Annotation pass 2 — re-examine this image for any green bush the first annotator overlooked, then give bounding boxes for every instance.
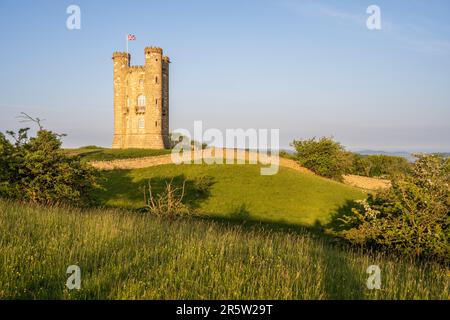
[291,137,351,180]
[337,154,450,263]
[350,154,411,178]
[0,127,99,206]
[0,132,17,197]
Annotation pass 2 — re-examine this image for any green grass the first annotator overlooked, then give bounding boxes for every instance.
[95,164,365,226]
[63,147,171,161]
[0,200,448,299]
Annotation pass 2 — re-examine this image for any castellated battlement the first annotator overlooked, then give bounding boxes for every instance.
[112,52,130,59]
[144,46,163,54]
[112,46,170,150]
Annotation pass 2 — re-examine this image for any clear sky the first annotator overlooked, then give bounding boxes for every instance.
[0,0,449,151]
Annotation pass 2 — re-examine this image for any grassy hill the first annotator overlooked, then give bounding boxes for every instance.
[94,164,365,227]
[5,149,446,299]
[1,200,448,300]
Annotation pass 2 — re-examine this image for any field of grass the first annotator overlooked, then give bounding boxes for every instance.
[63,147,171,162]
[94,164,366,226]
[0,200,448,299]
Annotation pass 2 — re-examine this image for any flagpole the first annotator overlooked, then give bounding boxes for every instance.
[126,34,128,53]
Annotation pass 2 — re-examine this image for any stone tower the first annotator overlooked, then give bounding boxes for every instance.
[112,47,170,149]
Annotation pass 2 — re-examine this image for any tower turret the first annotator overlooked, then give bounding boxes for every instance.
[144,47,168,148]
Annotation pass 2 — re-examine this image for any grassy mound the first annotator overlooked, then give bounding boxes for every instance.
[95,164,365,227]
[0,200,447,299]
[63,147,171,161]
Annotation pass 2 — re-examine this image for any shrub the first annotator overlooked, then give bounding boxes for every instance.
[0,132,17,197]
[350,154,411,178]
[291,137,351,180]
[337,154,450,263]
[0,125,99,206]
[143,179,190,219]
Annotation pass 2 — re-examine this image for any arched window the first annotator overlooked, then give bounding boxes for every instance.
[137,95,146,107]
[137,95,146,113]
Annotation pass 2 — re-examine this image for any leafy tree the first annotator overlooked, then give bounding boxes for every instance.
[291,137,351,180]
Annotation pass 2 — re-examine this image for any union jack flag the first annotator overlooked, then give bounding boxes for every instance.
[128,34,136,41]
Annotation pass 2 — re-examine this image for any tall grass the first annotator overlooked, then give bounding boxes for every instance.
[0,200,448,299]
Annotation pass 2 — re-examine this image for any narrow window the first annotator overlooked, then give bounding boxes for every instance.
[137,95,146,106]
[155,76,158,84]
[138,119,145,129]
[155,121,158,127]
[137,95,146,113]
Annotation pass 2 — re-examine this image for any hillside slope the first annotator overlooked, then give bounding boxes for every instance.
[95,164,365,226]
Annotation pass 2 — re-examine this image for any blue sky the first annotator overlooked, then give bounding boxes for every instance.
[0,0,449,151]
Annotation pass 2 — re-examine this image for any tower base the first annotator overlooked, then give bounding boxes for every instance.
[112,133,169,149]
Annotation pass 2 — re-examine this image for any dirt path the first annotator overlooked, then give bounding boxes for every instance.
[90,149,390,191]
[342,174,391,190]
